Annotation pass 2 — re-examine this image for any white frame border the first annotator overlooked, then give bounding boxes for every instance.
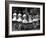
[9,3,43,35]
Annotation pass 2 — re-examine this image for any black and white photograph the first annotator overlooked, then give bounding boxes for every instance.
[12,7,40,31]
[5,1,45,37]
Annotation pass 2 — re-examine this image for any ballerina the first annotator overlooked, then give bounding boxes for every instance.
[12,13,17,21]
[17,13,22,22]
[22,14,28,23]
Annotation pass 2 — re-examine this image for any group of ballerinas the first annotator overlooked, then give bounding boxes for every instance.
[12,10,39,23]
[12,12,29,23]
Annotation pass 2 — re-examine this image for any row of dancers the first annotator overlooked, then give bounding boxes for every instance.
[12,12,39,23]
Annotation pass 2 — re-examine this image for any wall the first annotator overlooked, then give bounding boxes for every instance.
[0,0,46,38]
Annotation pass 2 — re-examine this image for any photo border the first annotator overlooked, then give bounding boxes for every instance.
[5,1,45,37]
